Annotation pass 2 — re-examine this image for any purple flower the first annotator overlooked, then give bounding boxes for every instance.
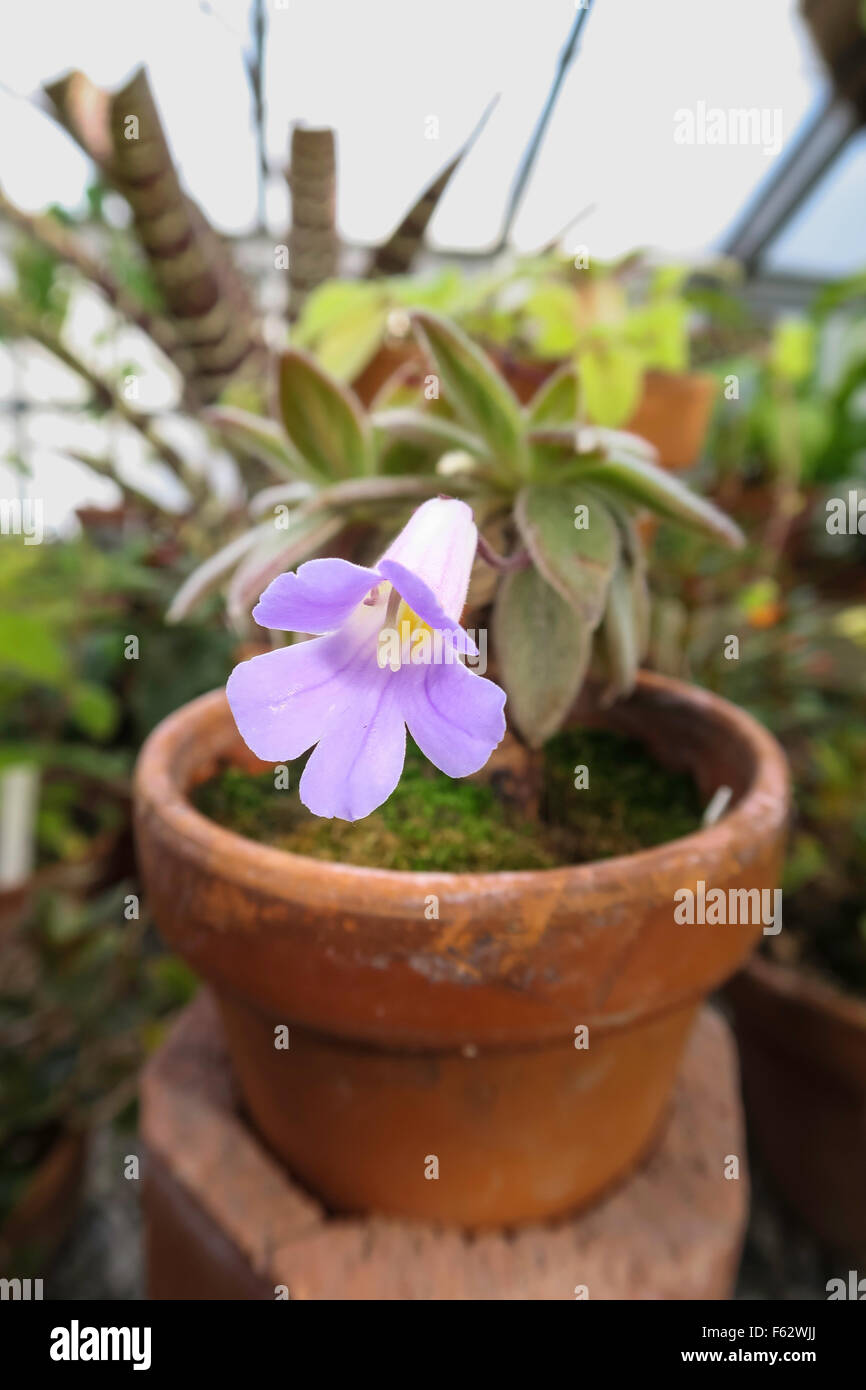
[226,498,506,821]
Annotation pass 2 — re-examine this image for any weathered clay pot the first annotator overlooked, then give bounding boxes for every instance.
[134,672,788,1229]
[627,369,716,471]
[728,954,866,1255]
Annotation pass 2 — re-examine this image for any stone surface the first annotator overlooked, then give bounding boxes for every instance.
[141,992,749,1300]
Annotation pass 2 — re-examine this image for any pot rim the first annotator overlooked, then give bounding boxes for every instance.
[134,670,789,911]
[741,952,866,1030]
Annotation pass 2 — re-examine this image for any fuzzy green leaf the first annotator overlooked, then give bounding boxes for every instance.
[493,565,590,747]
[372,408,488,459]
[514,485,619,627]
[525,363,580,426]
[600,509,650,702]
[601,564,641,702]
[204,406,319,484]
[581,453,744,548]
[166,524,271,623]
[411,310,525,475]
[278,349,375,479]
[293,280,388,381]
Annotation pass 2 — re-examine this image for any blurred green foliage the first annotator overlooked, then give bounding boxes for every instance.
[0,884,197,1229]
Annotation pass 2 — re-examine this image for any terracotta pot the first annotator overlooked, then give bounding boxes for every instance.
[134,672,788,1229]
[727,954,866,1254]
[626,370,716,471]
[0,1128,88,1275]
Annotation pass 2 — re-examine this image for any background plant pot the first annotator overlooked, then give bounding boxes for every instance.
[0,1127,88,1276]
[626,370,716,471]
[727,954,866,1255]
[134,673,788,1229]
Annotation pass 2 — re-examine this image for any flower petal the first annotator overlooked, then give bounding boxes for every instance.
[401,659,506,778]
[253,557,380,634]
[377,558,478,657]
[299,673,406,821]
[226,606,380,761]
[378,497,476,623]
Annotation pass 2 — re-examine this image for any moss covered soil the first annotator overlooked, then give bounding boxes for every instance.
[193,728,703,873]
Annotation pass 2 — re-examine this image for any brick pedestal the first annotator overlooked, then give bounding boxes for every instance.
[141,993,748,1300]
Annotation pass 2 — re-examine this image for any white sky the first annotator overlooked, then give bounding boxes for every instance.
[0,0,826,259]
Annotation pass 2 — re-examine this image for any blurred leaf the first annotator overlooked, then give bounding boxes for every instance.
[581,453,744,547]
[14,240,68,329]
[525,363,579,425]
[524,283,578,356]
[411,310,526,476]
[770,318,815,383]
[601,564,642,701]
[626,299,689,372]
[277,350,374,479]
[166,524,271,623]
[372,408,487,459]
[0,742,130,782]
[390,267,468,312]
[68,681,119,740]
[294,280,388,380]
[492,564,589,746]
[0,614,68,685]
[515,485,618,626]
[578,343,644,426]
[203,405,318,483]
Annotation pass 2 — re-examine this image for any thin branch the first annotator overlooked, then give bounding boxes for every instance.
[246,0,269,232]
[496,4,595,252]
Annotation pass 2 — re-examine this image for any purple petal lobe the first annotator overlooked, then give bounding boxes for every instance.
[377,559,478,658]
[378,498,476,622]
[299,672,406,821]
[401,659,506,778]
[226,614,378,761]
[253,557,379,634]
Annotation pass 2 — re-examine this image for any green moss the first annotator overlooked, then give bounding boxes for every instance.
[193,728,702,873]
[542,728,702,861]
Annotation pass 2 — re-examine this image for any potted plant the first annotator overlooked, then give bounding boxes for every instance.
[134,313,789,1230]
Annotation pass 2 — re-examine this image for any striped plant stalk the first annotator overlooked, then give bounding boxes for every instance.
[44,67,262,404]
[286,125,338,322]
